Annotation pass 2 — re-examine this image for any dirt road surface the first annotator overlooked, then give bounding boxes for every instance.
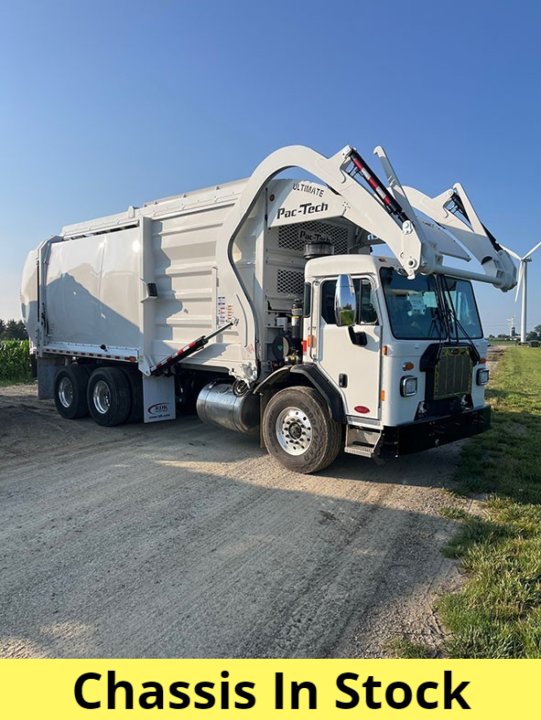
[0,383,468,658]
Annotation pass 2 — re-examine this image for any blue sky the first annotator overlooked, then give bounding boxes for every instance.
[1,0,540,335]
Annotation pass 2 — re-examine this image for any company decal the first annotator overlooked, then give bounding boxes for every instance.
[147,402,170,418]
[292,182,325,197]
[298,228,333,245]
[276,201,329,220]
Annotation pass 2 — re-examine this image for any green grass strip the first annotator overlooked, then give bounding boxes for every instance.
[439,346,541,657]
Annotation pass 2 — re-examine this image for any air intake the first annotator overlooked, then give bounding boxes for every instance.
[304,240,334,260]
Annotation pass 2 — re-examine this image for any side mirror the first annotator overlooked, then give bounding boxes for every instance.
[334,274,357,327]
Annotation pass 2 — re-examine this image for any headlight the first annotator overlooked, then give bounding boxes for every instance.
[400,376,418,397]
[476,368,489,386]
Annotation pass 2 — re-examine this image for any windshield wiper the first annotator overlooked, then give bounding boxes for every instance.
[448,308,481,363]
[426,306,446,340]
[440,277,481,364]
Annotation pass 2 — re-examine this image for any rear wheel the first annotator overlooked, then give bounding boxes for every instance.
[262,386,342,473]
[120,367,144,423]
[54,365,90,419]
[87,367,131,427]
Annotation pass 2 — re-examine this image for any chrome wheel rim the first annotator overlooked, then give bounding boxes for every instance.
[276,407,312,456]
[58,377,74,408]
[93,380,111,414]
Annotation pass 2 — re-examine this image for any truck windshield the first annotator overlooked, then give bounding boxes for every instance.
[380,268,483,340]
[440,276,483,339]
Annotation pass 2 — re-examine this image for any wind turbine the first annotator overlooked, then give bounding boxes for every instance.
[507,316,516,338]
[501,241,541,342]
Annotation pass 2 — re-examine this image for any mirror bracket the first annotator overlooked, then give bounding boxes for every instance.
[348,327,368,346]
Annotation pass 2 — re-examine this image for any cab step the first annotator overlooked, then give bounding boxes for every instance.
[344,426,382,458]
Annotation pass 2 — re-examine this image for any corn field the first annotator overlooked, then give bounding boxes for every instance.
[0,339,33,384]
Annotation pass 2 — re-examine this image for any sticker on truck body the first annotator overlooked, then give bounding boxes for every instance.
[267,180,346,228]
[217,296,234,326]
[276,201,329,220]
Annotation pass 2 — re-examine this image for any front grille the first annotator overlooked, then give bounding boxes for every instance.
[433,347,472,400]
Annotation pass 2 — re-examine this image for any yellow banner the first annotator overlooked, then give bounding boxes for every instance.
[0,659,536,718]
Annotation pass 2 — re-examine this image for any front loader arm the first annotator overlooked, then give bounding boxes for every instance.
[217,144,433,280]
[403,184,516,291]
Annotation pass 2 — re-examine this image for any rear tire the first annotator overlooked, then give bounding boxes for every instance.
[54,365,90,419]
[120,367,144,423]
[262,386,342,473]
[87,367,131,427]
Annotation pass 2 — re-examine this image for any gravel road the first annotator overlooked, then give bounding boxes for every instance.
[0,383,467,658]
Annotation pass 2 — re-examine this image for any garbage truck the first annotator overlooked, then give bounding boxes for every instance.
[21,144,516,473]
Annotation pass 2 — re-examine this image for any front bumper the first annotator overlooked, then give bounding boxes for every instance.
[381,406,491,457]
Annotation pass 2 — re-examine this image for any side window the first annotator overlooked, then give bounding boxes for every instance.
[303,282,312,318]
[321,280,337,324]
[321,278,379,325]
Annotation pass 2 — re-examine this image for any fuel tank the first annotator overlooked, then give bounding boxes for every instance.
[196,382,259,435]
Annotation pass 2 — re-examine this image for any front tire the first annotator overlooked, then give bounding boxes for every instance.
[262,386,342,473]
[54,365,90,419]
[87,367,131,427]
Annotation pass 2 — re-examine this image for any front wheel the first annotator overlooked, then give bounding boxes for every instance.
[262,386,342,473]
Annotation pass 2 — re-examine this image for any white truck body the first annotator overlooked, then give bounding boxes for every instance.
[21,144,517,471]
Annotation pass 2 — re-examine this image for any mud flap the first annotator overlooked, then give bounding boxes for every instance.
[37,356,64,400]
[142,374,176,423]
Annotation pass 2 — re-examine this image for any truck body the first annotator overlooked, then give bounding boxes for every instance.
[21,144,517,472]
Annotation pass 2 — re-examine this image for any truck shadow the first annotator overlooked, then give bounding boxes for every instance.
[2,399,468,491]
[164,412,464,490]
[319,445,463,489]
[0,416,465,658]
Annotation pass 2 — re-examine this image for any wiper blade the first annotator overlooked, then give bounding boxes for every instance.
[439,275,481,363]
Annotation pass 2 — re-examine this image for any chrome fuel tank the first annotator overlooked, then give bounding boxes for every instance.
[196,382,259,435]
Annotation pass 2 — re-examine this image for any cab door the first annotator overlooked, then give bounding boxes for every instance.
[315,277,381,421]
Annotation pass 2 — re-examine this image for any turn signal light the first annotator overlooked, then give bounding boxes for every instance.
[402,361,414,371]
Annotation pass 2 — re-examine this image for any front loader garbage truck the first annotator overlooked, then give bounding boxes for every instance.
[21,144,516,473]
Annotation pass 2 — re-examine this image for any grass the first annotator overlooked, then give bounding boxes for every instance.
[0,339,33,385]
[385,637,433,659]
[438,346,541,657]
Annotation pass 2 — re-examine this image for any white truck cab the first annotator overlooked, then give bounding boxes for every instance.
[296,254,489,462]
